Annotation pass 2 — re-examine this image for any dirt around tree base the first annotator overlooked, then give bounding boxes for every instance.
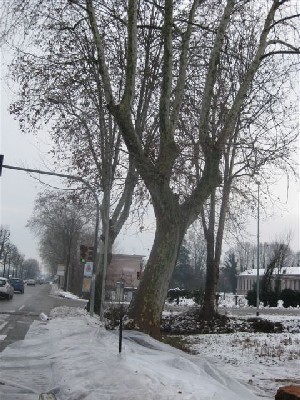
[161,308,284,335]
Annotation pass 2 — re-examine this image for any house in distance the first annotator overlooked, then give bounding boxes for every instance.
[237,266,300,295]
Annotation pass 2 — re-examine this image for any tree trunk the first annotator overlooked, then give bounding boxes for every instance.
[94,239,113,315]
[202,139,234,317]
[202,258,219,317]
[128,209,185,339]
[202,191,218,318]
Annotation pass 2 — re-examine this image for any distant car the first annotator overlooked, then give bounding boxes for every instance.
[27,279,36,286]
[0,277,14,300]
[9,278,25,294]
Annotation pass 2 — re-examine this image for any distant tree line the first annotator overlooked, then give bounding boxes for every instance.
[170,238,299,297]
[27,190,97,295]
[0,225,40,279]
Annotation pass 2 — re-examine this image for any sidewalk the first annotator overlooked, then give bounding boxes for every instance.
[0,304,260,400]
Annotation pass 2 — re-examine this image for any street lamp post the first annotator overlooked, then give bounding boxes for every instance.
[256,181,260,317]
[2,163,100,316]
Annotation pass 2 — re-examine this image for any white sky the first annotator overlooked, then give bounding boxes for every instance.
[1,288,300,399]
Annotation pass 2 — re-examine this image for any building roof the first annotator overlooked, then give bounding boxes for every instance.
[239,268,265,277]
[111,254,145,259]
[239,267,300,277]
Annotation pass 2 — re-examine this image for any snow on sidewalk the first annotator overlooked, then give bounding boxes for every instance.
[0,306,260,400]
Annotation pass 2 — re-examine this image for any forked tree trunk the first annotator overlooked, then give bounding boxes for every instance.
[128,209,185,339]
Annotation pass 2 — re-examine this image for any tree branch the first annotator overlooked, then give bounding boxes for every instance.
[121,0,137,107]
[198,0,235,156]
[111,156,138,239]
[170,0,201,133]
[267,39,299,52]
[158,0,173,137]
[217,0,283,147]
[85,0,114,106]
[269,13,300,30]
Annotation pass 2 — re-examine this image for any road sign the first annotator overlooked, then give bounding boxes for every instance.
[84,262,93,277]
[57,265,65,277]
[82,277,91,293]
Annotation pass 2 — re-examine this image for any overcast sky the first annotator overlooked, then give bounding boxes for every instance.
[0,57,299,267]
[0,78,156,265]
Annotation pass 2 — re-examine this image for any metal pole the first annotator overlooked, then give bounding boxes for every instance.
[119,313,123,353]
[2,163,100,315]
[256,181,260,317]
[99,185,110,321]
[89,197,100,317]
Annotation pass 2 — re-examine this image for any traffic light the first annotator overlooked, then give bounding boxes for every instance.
[80,244,88,263]
[0,155,4,176]
[87,246,94,262]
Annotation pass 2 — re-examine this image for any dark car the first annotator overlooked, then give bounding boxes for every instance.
[9,278,25,293]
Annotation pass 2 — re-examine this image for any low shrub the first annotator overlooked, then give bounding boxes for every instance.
[104,303,127,330]
[192,290,204,306]
[280,289,299,308]
[261,290,279,307]
[246,290,257,307]
[247,317,283,333]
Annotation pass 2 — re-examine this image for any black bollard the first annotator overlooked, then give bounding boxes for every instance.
[119,313,123,353]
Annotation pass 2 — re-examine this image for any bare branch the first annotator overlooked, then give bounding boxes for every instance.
[269,13,300,30]
[121,0,137,107]
[217,0,283,147]
[85,0,114,106]
[198,0,235,154]
[171,0,202,133]
[267,39,299,52]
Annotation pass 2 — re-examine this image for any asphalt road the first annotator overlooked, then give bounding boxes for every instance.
[0,283,86,352]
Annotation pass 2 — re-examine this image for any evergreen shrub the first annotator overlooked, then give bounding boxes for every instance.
[246,290,257,307]
[280,289,299,308]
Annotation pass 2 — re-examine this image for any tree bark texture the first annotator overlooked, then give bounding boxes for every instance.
[128,200,185,339]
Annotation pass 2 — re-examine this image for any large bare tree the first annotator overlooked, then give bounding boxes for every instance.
[2,0,299,337]
[84,0,299,336]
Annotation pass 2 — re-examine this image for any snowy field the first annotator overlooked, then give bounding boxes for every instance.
[0,288,299,399]
[185,320,300,398]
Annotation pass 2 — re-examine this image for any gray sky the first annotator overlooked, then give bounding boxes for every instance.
[0,59,299,266]
[0,73,155,262]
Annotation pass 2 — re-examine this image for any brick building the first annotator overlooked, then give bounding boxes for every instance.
[106,254,145,301]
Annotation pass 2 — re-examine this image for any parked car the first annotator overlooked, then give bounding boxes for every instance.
[0,277,14,300]
[9,278,25,294]
[27,279,36,286]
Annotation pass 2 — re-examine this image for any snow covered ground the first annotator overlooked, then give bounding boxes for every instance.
[0,288,299,400]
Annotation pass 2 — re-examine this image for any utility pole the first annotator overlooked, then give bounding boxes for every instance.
[1,161,100,316]
[256,181,260,317]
